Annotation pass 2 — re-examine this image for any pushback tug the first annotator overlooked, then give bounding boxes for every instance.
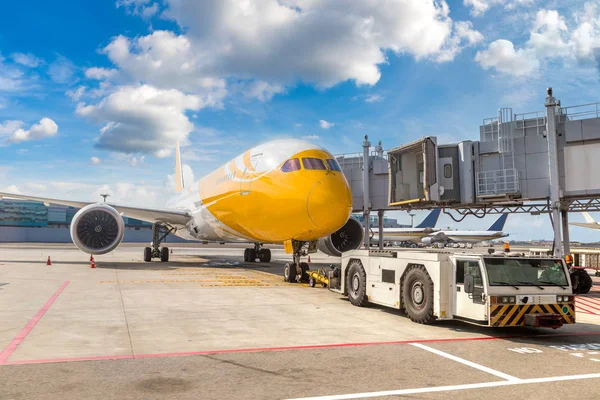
[328,244,575,329]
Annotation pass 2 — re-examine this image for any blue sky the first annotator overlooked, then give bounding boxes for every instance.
[1,0,600,241]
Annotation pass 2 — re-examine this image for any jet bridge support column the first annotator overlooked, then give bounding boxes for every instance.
[561,210,571,257]
[546,88,563,258]
[363,135,371,249]
[378,210,384,249]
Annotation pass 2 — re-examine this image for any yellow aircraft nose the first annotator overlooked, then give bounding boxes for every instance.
[307,173,353,232]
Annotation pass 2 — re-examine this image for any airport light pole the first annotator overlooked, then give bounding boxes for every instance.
[100,194,110,203]
[408,212,415,228]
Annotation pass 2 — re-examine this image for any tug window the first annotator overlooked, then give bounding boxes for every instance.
[281,158,301,172]
[326,159,342,172]
[302,158,326,170]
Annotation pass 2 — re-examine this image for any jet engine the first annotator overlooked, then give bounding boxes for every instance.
[70,203,125,255]
[318,217,364,257]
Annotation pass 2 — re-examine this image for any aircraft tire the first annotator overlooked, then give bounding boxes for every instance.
[160,247,169,262]
[347,260,368,307]
[284,263,296,283]
[243,248,250,262]
[299,262,310,282]
[258,248,271,263]
[402,265,434,324]
[144,247,152,262]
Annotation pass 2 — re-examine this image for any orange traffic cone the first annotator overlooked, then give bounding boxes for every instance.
[90,254,93,262]
[308,255,311,263]
[47,256,52,266]
[90,257,96,269]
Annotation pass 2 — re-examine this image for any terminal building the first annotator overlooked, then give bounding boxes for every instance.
[0,200,189,243]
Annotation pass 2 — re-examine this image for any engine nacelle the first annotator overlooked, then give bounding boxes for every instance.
[70,203,125,255]
[318,217,364,257]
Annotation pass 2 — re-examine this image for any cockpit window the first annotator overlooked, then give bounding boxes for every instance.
[281,158,301,172]
[326,159,341,172]
[302,158,327,170]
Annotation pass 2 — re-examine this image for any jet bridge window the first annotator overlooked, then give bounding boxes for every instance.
[326,159,342,172]
[456,260,483,286]
[303,158,326,170]
[281,158,301,172]
[444,163,452,178]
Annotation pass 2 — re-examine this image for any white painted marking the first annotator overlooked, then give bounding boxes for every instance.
[286,373,600,400]
[508,347,543,354]
[591,358,600,362]
[589,352,599,355]
[550,343,600,352]
[410,343,519,381]
[570,353,585,358]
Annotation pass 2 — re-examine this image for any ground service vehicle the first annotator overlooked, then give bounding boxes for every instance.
[329,249,576,328]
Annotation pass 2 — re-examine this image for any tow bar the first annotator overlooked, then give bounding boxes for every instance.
[525,313,564,329]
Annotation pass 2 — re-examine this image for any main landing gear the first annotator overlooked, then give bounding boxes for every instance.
[244,243,271,263]
[283,240,316,283]
[144,223,177,262]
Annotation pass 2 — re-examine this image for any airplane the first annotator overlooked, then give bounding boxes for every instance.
[421,213,509,245]
[569,212,600,230]
[0,139,365,283]
[369,208,441,244]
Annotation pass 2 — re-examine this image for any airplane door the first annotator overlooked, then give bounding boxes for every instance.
[240,153,263,196]
[453,258,487,321]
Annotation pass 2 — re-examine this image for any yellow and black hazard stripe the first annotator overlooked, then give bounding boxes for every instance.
[489,303,575,327]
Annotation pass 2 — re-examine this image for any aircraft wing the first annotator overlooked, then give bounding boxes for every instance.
[0,192,192,226]
[569,222,600,230]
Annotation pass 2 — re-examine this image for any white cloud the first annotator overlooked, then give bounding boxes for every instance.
[76,84,203,157]
[48,55,76,84]
[475,39,539,76]
[90,156,102,165]
[365,94,384,103]
[528,10,570,58]
[476,4,600,76]
[0,57,28,92]
[66,86,86,101]
[4,118,58,144]
[464,0,536,17]
[112,0,480,90]
[302,135,320,140]
[295,123,302,127]
[245,81,284,101]
[129,155,145,167]
[0,120,23,135]
[85,67,118,80]
[319,119,334,129]
[116,0,159,18]
[11,53,42,68]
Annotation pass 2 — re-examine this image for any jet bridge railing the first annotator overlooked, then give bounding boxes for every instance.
[561,102,600,121]
[514,110,545,136]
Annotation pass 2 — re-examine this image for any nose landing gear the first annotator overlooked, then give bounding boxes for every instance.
[244,243,271,263]
[283,240,316,283]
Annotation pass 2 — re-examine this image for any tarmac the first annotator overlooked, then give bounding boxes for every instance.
[2,243,600,399]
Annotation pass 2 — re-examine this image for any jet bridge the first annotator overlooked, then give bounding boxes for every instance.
[337,88,600,257]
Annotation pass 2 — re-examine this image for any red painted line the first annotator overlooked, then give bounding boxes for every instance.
[0,281,70,365]
[576,299,600,312]
[578,296,600,305]
[4,330,600,366]
[576,305,599,315]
